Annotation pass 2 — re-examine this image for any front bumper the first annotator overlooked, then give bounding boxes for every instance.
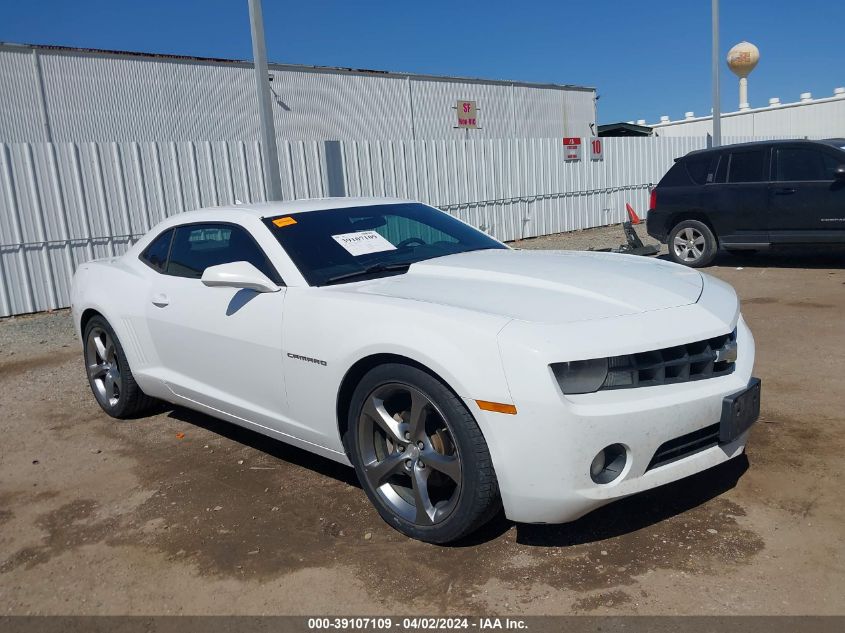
[472,304,755,525]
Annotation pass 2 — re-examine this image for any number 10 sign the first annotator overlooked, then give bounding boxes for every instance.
[589,138,604,161]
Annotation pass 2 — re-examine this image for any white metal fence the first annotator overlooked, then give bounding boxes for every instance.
[1,135,752,318]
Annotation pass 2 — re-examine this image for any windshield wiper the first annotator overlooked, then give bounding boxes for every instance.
[324,261,414,285]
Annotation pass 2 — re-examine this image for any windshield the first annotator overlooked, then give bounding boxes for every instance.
[264,202,507,286]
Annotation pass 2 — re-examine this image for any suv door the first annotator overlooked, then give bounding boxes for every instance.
[143,222,293,434]
[768,144,845,242]
[709,147,771,247]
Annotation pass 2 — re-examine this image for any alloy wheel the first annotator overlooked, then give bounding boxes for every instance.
[86,326,121,408]
[357,383,462,526]
[673,227,706,263]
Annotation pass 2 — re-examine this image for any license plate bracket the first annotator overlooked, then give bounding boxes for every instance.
[719,377,761,443]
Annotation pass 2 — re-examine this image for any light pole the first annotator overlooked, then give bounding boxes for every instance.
[711,0,721,147]
[248,0,283,200]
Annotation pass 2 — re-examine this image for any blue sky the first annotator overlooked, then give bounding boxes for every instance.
[2,0,843,125]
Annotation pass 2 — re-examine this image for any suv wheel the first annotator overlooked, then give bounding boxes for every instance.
[668,219,717,267]
[344,363,500,543]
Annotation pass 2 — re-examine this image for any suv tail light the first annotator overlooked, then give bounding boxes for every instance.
[649,189,657,211]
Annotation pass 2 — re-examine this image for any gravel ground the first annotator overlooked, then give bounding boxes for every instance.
[511,222,663,254]
[1,225,844,616]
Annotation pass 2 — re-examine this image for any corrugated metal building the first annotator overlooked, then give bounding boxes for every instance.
[0,42,596,143]
[646,88,845,138]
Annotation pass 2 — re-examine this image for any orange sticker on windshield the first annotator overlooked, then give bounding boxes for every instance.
[273,216,297,228]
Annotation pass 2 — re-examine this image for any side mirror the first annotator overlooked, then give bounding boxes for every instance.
[201,261,280,293]
[835,165,845,180]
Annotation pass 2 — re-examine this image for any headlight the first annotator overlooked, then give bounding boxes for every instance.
[551,358,608,394]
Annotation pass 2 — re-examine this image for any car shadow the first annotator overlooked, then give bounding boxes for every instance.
[164,405,360,487]
[657,246,845,269]
[158,404,749,549]
[510,454,749,547]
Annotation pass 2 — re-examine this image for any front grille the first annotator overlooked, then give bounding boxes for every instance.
[601,329,737,390]
[647,423,720,470]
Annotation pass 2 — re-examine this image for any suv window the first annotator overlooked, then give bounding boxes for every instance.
[658,162,690,187]
[140,229,173,273]
[685,156,714,185]
[776,147,840,181]
[713,153,728,183]
[165,223,280,282]
[728,150,767,183]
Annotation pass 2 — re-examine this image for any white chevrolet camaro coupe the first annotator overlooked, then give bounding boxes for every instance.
[71,197,760,543]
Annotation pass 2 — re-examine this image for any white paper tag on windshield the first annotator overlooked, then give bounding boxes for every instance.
[332,230,397,256]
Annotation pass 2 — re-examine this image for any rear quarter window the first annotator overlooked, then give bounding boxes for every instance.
[685,156,715,185]
[659,155,715,187]
[139,229,173,273]
[658,162,691,187]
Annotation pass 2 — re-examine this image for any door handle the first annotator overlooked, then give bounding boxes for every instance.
[773,187,796,195]
[151,293,170,308]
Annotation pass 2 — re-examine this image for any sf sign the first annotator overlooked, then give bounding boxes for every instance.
[563,137,582,161]
[562,137,604,161]
[456,100,478,128]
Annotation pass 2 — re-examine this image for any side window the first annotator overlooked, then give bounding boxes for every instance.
[776,148,838,181]
[166,223,280,282]
[139,229,173,273]
[727,150,766,183]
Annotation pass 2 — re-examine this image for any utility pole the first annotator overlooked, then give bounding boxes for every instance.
[248,0,283,199]
[711,0,721,147]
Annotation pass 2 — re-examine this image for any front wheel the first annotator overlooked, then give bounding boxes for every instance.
[668,219,717,267]
[344,363,500,543]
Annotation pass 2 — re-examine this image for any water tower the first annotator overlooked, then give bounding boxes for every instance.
[727,41,760,110]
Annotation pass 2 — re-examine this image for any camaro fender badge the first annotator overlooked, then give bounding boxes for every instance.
[287,352,327,366]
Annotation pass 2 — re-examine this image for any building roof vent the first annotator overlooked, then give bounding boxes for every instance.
[834,87,845,97]
[768,97,781,107]
[800,92,813,102]
[659,115,670,123]
[684,111,695,119]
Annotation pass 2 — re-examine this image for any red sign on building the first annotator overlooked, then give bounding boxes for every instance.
[563,137,582,161]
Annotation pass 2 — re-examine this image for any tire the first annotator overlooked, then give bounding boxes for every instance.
[344,363,500,543]
[667,219,717,267]
[83,315,156,419]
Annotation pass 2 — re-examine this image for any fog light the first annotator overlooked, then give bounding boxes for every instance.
[590,444,627,484]
[590,452,606,479]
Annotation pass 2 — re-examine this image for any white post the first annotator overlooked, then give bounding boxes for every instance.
[711,0,721,147]
[248,0,283,200]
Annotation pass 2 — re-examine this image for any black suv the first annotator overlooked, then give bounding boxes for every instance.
[646,139,845,267]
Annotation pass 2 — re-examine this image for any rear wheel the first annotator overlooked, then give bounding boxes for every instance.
[344,363,500,543]
[668,219,717,267]
[83,316,155,418]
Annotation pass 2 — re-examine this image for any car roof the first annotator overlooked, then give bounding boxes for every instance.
[172,197,418,220]
[682,138,845,159]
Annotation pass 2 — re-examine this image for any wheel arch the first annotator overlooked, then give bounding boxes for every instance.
[667,212,720,245]
[80,307,104,334]
[335,353,465,451]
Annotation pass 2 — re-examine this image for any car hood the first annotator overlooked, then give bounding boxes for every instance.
[341,249,703,324]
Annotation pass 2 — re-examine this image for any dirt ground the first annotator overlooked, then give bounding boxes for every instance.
[1,224,844,616]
